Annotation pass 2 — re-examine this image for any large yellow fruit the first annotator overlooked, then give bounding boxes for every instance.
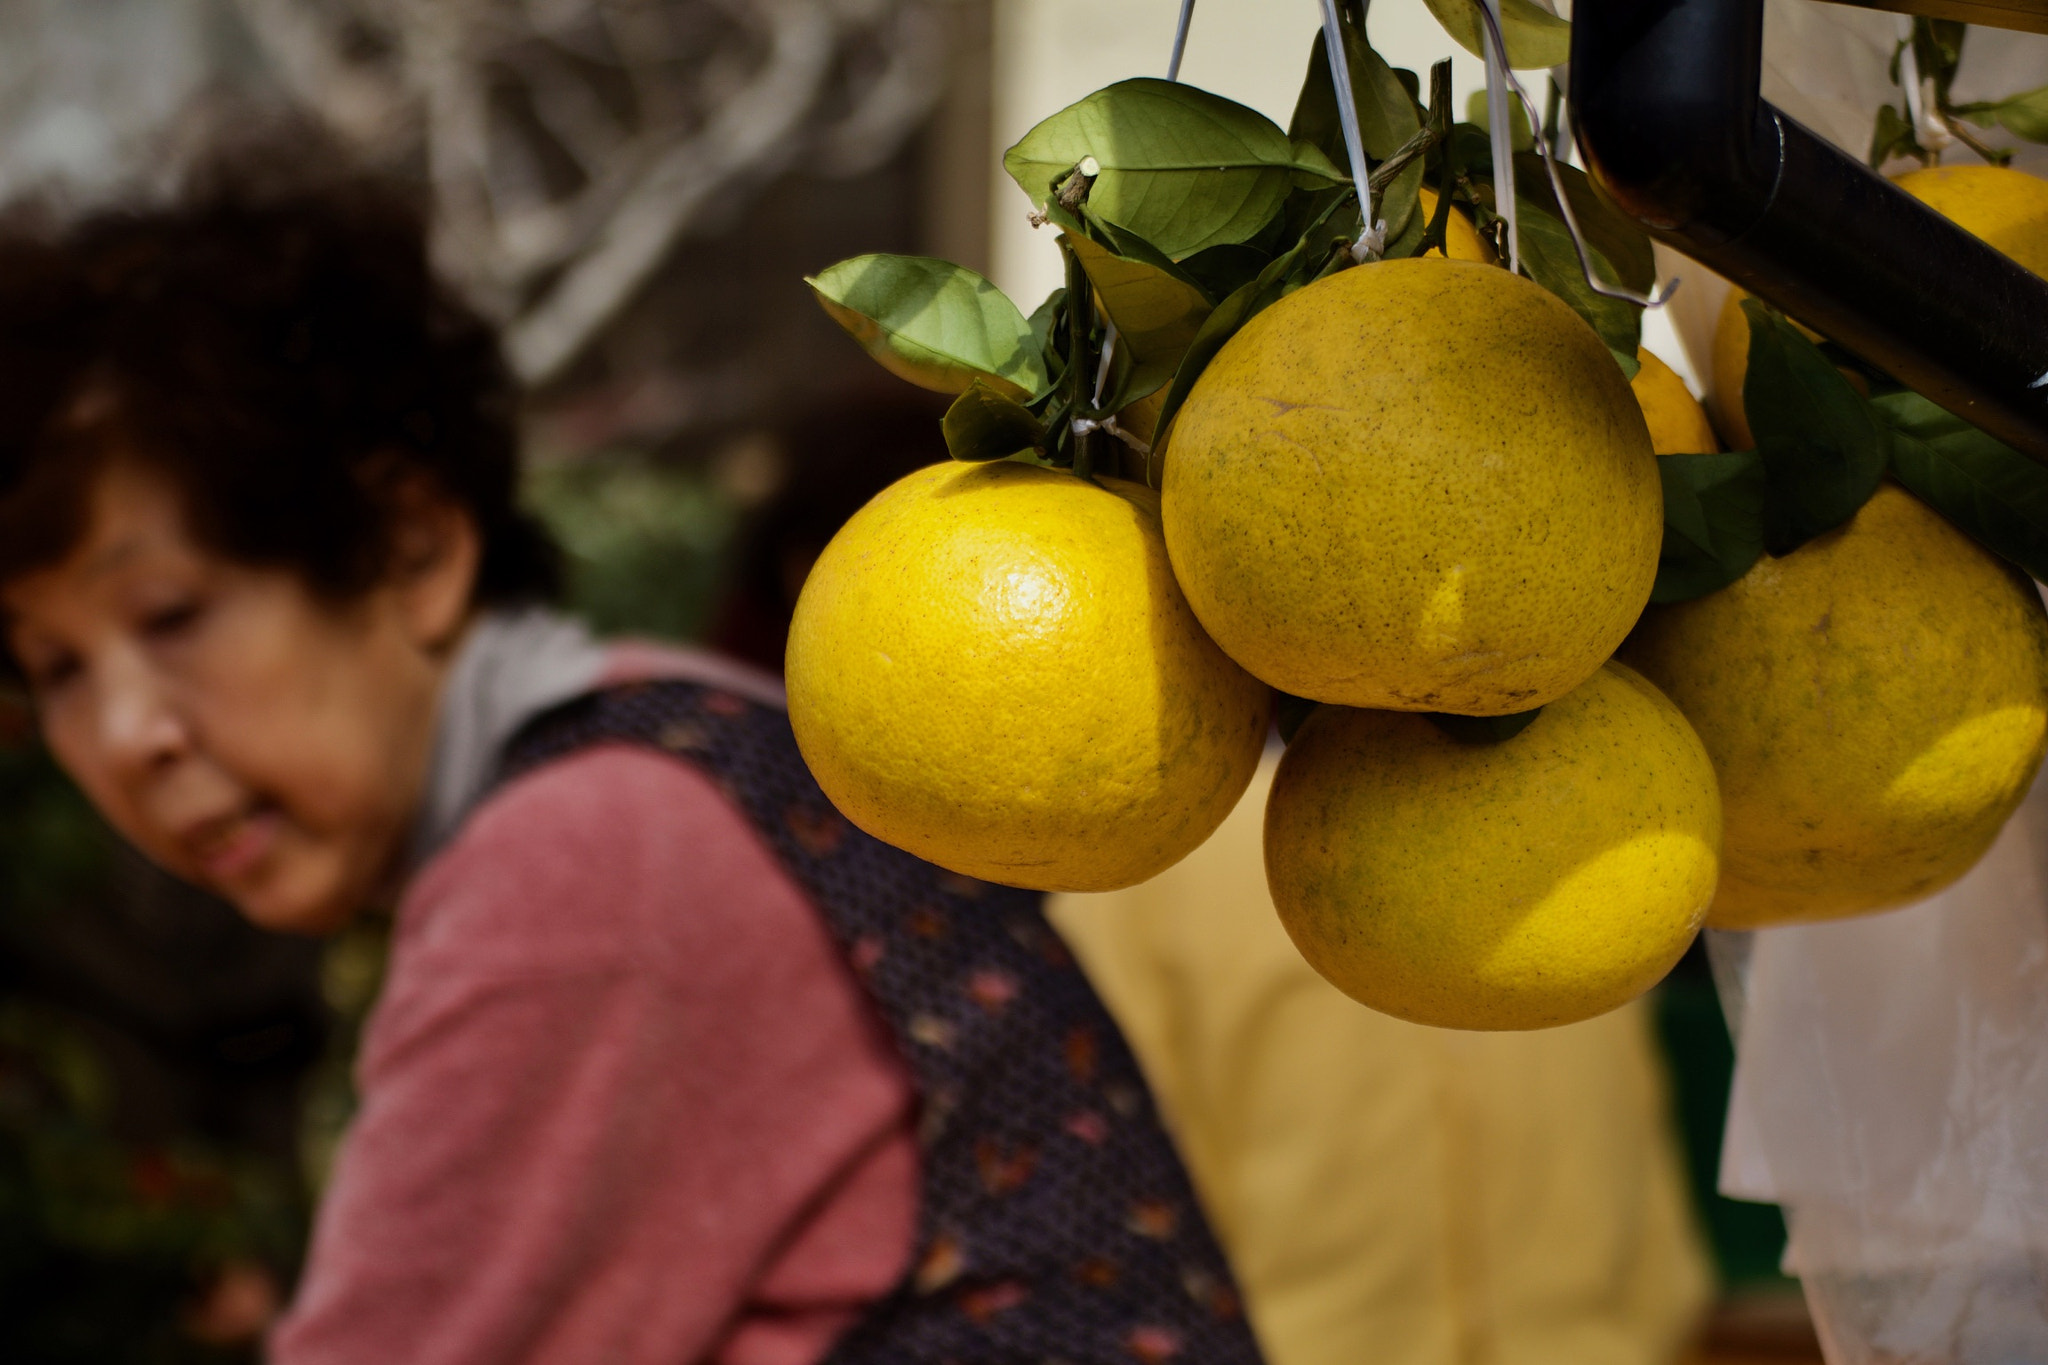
[1163,258,1660,715]
[1631,347,1719,455]
[787,460,1271,893]
[1710,165,2048,449]
[1264,662,1720,1031]
[1623,484,2048,928]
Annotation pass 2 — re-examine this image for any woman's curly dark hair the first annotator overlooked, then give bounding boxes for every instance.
[0,141,559,605]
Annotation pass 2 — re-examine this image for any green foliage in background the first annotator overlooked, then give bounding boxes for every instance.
[526,458,738,643]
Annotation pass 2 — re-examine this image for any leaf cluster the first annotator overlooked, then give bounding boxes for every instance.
[805,6,1656,479]
[1652,300,2048,603]
[1870,18,2048,168]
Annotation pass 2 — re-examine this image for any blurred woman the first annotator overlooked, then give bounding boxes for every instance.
[0,148,1262,1365]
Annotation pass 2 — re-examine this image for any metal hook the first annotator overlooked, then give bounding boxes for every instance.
[1468,0,1678,309]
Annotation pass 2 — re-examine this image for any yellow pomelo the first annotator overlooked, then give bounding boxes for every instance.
[1710,165,2048,450]
[1114,195,1487,447]
[787,460,1271,893]
[1623,484,2048,928]
[1264,662,1721,1031]
[1163,257,1661,715]
[1631,347,1719,455]
[1418,186,1493,262]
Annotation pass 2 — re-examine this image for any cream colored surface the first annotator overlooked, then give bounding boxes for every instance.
[1049,753,1713,1365]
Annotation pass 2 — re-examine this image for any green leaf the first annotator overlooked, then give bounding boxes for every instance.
[1514,196,1642,363]
[1065,231,1214,372]
[1513,154,1655,294]
[1868,102,1924,168]
[943,381,1046,462]
[1177,243,1272,300]
[1465,89,1534,152]
[1989,85,2048,143]
[1740,299,1888,554]
[807,255,1048,400]
[1872,392,2048,581]
[1651,451,1768,603]
[1422,0,1571,70]
[1003,78,1348,259]
[1289,29,1425,239]
[1426,708,1545,744]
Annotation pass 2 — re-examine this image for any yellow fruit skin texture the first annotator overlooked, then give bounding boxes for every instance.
[1264,662,1721,1031]
[787,461,1271,894]
[1163,258,1661,715]
[1710,166,2048,450]
[1623,485,2048,928]
[1631,347,1720,455]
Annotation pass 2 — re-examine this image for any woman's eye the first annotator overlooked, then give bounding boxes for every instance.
[26,651,80,693]
[142,600,203,637]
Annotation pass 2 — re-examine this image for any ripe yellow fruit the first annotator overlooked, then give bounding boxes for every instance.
[1163,258,1660,715]
[1418,187,1492,263]
[1892,163,2048,275]
[1631,347,1719,455]
[1710,165,2048,450]
[786,460,1271,893]
[1623,485,2048,928]
[1264,662,1721,1031]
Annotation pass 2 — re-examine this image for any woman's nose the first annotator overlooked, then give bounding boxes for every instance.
[94,648,191,776]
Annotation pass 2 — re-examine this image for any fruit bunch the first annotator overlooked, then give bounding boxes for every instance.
[788,2,2048,1030]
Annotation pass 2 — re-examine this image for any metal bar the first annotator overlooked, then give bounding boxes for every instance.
[1571,0,2048,462]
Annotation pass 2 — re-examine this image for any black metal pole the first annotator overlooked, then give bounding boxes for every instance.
[1571,0,2048,464]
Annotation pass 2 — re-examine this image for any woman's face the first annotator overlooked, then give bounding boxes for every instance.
[1,460,476,934]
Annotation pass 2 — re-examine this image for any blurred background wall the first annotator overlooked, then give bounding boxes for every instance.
[0,1,1782,1359]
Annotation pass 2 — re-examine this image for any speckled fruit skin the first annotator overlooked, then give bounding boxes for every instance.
[1623,485,2048,928]
[786,460,1272,894]
[1163,257,1660,716]
[1264,662,1721,1032]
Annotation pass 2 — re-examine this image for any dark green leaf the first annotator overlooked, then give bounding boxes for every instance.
[1426,708,1545,744]
[1514,196,1642,363]
[1289,29,1425,239]
[1868,103,1924,168]
[1513,154,1655,293]
[1276,693,1320,745]
[1651,450,1768,603]
[1740,299,1888,554]
[1422,0,1570,70]
[1177,243,1272,300]
[1003,78,1347,258]
[807,255,1048,399]
[1872,391,2048,581]
[943,381,1045,462]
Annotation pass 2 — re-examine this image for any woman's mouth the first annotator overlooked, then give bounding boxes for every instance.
[187,803,283,885]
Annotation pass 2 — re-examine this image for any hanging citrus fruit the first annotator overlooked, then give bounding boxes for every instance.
[787,461,1271,894]
[1630,347,1718,455]
[1163,257,1660,716]
[1623,484,2048,927]
[1264,662,1721,1031]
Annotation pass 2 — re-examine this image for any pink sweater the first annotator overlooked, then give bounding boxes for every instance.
[269,668,920,1362]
